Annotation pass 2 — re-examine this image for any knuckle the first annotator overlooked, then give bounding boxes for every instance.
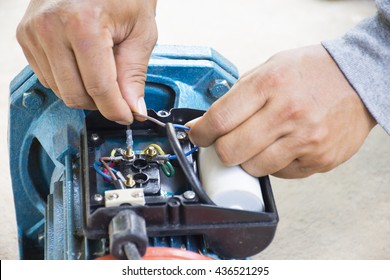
[63,4,100,24]
[298,152,334,175]
[62,95,91,109]
[241,161,262,177]
[316,152,335,170]
[33,13,57,42]
[294,125,328,149]
[139,22,158,47]
[260,64,291,89]
[120,63,147,83]
[85,83,112,99]
[279,98,308,123]
[214,139,235,166]
[206,108,231,136]
[16,23,26,44]
[16,20,36,45]
[306,127,328,146]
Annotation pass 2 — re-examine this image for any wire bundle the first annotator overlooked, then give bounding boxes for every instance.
[93,112,214,205]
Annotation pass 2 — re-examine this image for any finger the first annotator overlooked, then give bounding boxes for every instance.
[19,44,50,89]
[273,143,339,179]
[40,35,97,110]
[114,19,157,118]
[272,160,313,179]
[241,136,301,177]
[68,26,133,123]
[189,71,269,147]
[47,47,98,110]
[17,23,49,89]
[25,36,59,94]
[213,100,293,166]
[17,30,59,95]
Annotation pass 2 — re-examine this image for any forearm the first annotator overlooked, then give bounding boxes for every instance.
[322,0,390,134]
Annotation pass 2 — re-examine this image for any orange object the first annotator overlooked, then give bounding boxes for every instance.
[96,247,214,260]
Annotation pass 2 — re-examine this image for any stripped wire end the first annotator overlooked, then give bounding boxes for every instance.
[125,126,135,159]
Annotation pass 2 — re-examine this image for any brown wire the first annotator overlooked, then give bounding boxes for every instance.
[100,157,117,181]
[133,112,166,128]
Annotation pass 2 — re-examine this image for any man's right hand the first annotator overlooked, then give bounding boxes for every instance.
[17,0,158,124]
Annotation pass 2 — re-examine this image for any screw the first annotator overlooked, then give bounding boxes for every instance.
[132,192,144,198]
[183,191,196,200]
[107,193,119,200]
[22,90,44,111]
[157,110,169,117]
[124,147,135,159]
[93,194,103,202]
[176,131,187,140]
[91,133,99,141]
[125,175,136,188]
[209,79,230,99]
[145,146,157,158]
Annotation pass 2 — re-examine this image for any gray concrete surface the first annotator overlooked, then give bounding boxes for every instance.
[1,0,388,260]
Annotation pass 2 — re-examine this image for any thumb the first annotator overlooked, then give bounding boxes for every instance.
[115,23,157,117]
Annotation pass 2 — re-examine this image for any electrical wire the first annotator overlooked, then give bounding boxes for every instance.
[133,112,167,128]
[168,146,198,160]
[166,123,215,205]
[123,243,141,260]
[141,143,166,155]
[93,161,112,181]
[173,124,190,131]
[100,157,117,180]
[140,144,175,177]
[133,112,191,131]
[161,161,175,177]
[95,113,197,181]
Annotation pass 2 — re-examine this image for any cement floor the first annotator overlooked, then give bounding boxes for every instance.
[1,0,388,259]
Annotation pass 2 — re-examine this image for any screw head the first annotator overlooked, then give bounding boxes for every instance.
[145,146,157,157]
[107,193,119,200]
[91,133,99,141]
[132,192,144,198]
[176,131,187,140]
[157,110,169,117]
[22,90,44,111]
[209,79,230,99]
[93,194,103,202]
[183,190,196,200]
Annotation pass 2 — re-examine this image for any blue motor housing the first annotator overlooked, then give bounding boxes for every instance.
[9,45,278,259]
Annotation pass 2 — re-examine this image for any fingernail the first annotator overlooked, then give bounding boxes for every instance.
[137,98,147,115]
[115,121,131,125]
[185,117,202,128]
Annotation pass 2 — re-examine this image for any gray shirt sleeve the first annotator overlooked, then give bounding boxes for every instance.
[322,0,390,135]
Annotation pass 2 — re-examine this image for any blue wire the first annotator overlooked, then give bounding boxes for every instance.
[170,124,196,159]
[94,161,119,173]
[93,161,113,181]
[173,124,190,131]
[168,146,198,160]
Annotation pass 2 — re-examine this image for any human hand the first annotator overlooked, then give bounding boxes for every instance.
[188,45,376,178]
[17,0,157,124]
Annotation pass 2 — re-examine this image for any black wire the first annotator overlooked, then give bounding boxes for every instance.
[123,242,141,260]
[166,123,215,205]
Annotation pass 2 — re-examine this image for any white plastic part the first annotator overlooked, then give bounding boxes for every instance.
[198,145,265,212]
[104,188,145,207]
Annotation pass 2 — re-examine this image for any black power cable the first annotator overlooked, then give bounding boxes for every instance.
[166,123,215,205]
[123,243,141,260]
[109,210,148,259]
